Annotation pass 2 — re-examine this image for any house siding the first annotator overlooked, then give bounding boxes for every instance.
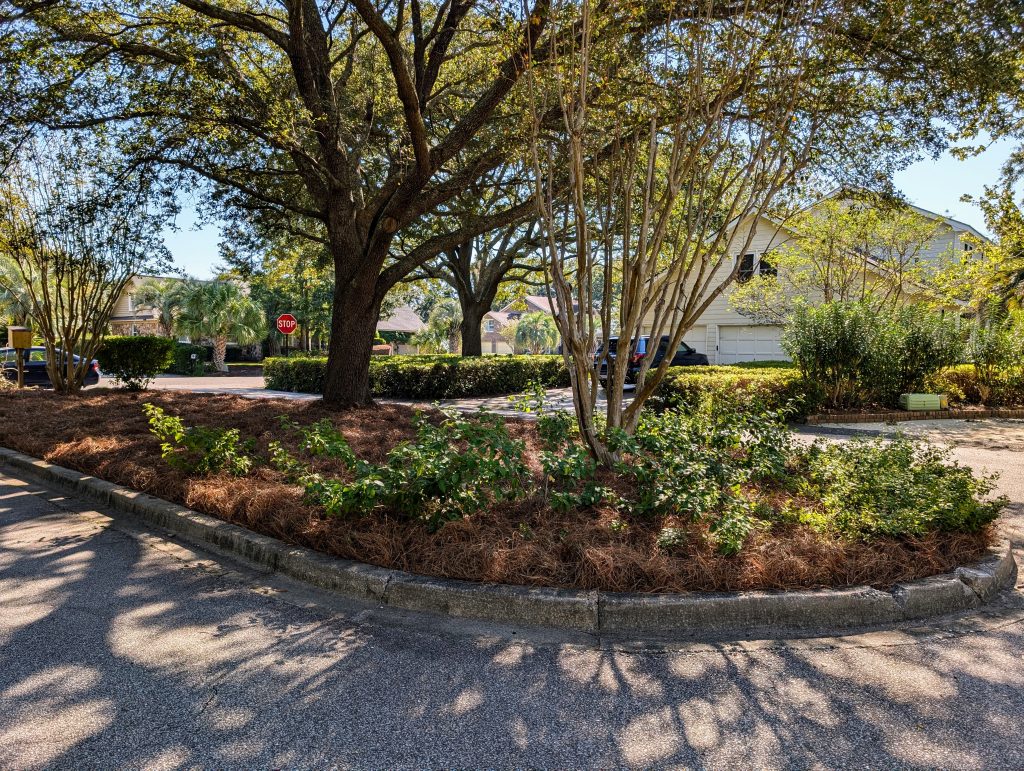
[639,205,984,364]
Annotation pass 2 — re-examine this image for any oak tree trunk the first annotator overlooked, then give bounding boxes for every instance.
[459,303,487,356]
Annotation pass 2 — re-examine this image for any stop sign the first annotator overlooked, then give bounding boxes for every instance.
[276,314,298,335]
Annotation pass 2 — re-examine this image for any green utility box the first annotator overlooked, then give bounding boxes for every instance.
[899,393,944,411]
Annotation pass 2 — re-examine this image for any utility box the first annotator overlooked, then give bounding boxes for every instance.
[7,327,31,350]
[899,393,943,411]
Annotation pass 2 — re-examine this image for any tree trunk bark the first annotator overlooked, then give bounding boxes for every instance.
[322,270,382,408]
[213,337,228,372]
[460,305,485,356]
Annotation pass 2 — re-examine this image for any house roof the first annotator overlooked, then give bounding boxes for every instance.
[377,305,426,333]
[484,310,516,325]
[498,294,560,316]
[813,187,990,242]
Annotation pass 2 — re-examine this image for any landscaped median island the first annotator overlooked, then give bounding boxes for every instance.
[0,389,1007,594]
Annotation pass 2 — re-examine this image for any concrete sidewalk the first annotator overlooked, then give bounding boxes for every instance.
[801,417,1024,451]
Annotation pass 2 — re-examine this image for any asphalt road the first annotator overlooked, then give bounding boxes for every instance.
[1,438,1022,768]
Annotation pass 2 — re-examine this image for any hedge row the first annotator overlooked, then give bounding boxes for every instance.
[926,364,1024,407]
[264,355,570,398]
[170,343,208,376]
[649,365,819,418]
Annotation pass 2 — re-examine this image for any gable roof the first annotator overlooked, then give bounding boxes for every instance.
[499,294,560,316]
[814,187,990,242]
[377,305,425,333]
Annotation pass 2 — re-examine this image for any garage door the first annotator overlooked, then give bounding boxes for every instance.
[717,325,786,364]
[682,325,707,356]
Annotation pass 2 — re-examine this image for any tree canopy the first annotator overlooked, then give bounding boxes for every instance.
[2,0,1021,409]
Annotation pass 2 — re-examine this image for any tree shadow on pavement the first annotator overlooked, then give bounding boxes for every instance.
[0,477,1022,769]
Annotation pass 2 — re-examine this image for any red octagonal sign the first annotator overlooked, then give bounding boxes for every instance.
[276,313,298,335]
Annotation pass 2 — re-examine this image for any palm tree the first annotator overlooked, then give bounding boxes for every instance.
[133,277,189,336]
[0,257,32,326]
[174,281,267,371]
[514,311,559,354]
[410,297,461,354]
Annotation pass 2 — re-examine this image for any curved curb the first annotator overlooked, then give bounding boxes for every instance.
[0,446,1016,637]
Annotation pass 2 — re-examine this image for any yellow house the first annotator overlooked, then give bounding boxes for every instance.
[109,275,183,336]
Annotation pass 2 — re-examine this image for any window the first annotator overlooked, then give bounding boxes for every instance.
[963,242,975,252]
[758,254,777,277]
[484,319,495,333]
[738,253,756,282]
[28,350,47,362]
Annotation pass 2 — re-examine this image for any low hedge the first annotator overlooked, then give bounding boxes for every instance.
[99,335,176,390]
[649,365,819,418]
[264,354,570,398]
[926,364,1024,407]
[171,343,208,376]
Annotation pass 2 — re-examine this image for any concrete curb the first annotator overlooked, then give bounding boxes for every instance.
[0,446,1016,637]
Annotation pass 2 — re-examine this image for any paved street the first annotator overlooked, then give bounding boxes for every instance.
[145,374,625,414]
[1,424,1023,768]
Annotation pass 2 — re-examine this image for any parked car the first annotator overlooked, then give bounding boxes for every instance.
[0,347,101,387]
[595,335,708,388]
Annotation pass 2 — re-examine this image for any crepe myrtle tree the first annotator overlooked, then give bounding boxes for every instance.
[5,0,1019,408]
[525,0,1016,463]
[0,135,171,393]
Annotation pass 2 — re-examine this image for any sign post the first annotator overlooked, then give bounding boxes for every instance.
[276,314,297,355]
[7,327,31,389]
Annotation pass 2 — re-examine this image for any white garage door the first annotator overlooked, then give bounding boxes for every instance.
[682,325,707,356]
[717,325,786,364]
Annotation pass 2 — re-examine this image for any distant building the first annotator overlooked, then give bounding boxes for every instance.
[109,275,183,336]
[377,305,426,354]
[482,294,559,354]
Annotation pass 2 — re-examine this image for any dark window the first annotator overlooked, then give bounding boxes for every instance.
[738,253,756,282]
[758,254,777,277]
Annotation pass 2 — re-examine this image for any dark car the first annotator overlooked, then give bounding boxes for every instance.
[1,347,101,387]
[595,335,708,388]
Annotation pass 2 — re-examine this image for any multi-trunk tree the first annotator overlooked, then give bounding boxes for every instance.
[0,136,171,392]
[525,0,1021,462]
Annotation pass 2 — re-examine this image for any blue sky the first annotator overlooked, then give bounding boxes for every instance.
[162,139,1017,280]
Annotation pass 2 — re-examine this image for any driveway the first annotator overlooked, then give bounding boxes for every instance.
[0,440,1022,767]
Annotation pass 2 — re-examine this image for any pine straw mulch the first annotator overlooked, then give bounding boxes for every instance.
[0,388,995,593]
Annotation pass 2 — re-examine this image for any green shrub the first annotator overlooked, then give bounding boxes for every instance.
[927,364,1024,407]
[98,336,175,390]
[143,403,254,476]
[783,301,964,409]
[730,360,796,370]
[861,305,964,407]
[171,343,208,376]
[263,357,327,393]
[782,301,875,409]
[264,354,569,398]
[272,407,529,529]
[796,436,1005,537]
[964,321,1024,404]
[648,365,818,418]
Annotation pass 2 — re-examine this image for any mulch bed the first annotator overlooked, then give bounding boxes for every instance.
[0,389,994,593]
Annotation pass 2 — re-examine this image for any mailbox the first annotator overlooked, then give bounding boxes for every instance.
[7,327,32,350]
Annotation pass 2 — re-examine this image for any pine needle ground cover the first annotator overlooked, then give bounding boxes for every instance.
[0,390,1000,593]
